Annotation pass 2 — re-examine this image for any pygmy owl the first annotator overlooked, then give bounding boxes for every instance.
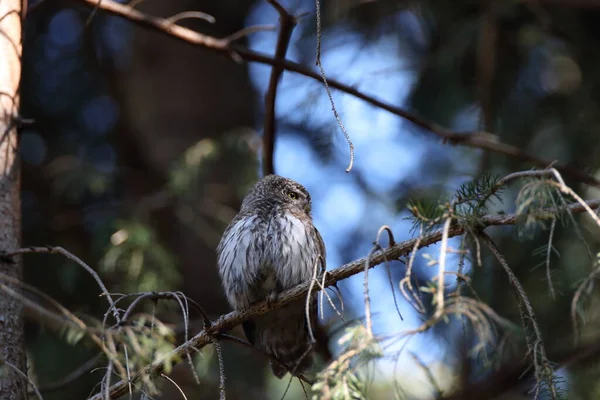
[217,174,326,378]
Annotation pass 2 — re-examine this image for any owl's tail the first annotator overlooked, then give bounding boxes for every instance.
[270,343,314,378]
[249,301,320,379]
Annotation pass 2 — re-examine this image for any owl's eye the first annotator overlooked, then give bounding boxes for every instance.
[287,191,299,200]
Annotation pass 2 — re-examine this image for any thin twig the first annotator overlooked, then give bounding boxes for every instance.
[165,10,215,25]
[2,246,121,323]
[38,353,102,392]
[160,374,188,400]
[262,0,298,176]
[400,226,426,313]
[314,270,344,320]
[545,218,557,299]
[314,0,354,172]
[363,246,378,337]
[571,258,600,344]
[547,168,600,228]
[305,256,322,344]
[409,352,443,398]
[434,217,453,319]
[213,339,226,400]
[66,0,600,187]
[123,345,133,398]
[223,25,277,43]
[88,199,600,400]
[374,226,403,321]
[3,359,44,400]
[480,232,558,399]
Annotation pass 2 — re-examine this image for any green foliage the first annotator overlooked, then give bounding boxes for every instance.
[515,177,562,238]
[169,138,220,197]
[312,324,383,400]
[59,324,87,346]
[120,315,177,369]
[168,133,260,200]
[407,199,447,234]
[454,173,503,214]
[402,170,584,398]
[49,157,114,202]
[100,220,180,293]
[408,173,503,234]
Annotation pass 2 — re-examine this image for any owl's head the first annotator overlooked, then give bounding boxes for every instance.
[241,174,313,215]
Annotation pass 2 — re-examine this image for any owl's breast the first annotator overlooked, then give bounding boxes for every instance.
[264,213,319,289]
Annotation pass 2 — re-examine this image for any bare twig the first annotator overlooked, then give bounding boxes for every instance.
[165,10,215,25]
[409,352,443,398]
[89,199,600,399]
[313,270,344,321]
[571,256,600,343]
[38,353,102,392]
[305,256,322,344]
[480,232,558,399]
[2,246,121,323]
[213,339,226,400]
[363,246,377,337]
[123,345,133,398]
[223,25,277,43]
[545,218,557,299]
[374,226,403,322]
[3,359,44,400]
[434,217,453,319]
[400,226,426,313]
[547,168,600,228]
[262,0,298,176]
[66,0,600,186]
[0,276,131,382]
[160,373,188,400]
[314,0,354,172]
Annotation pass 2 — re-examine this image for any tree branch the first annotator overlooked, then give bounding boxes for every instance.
[89,198,600,400]
[64,0,600,187]
[262,0,297,176]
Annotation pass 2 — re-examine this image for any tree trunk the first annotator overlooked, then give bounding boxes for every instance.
[0,1,26,399]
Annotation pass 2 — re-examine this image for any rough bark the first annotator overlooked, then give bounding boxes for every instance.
[0,1,26,399]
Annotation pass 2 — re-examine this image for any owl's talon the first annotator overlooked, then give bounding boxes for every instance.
[266,292,278,307]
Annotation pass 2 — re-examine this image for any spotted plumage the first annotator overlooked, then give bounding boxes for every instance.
[217,174,326,378]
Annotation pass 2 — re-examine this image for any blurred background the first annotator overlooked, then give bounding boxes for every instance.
[19,0,600,399]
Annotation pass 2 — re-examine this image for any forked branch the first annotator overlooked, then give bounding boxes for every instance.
[88,198,600,399]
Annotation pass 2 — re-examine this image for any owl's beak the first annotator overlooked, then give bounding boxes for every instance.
[304,203,311,214]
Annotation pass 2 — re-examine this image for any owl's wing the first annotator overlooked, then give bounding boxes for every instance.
[314,226,326,270]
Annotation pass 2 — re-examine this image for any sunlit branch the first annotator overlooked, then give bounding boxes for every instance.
[89,198,600,400]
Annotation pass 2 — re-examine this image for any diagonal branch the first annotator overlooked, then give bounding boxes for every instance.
[63,0,600,187]
[88,198,600,400]
[262,0,297,176]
